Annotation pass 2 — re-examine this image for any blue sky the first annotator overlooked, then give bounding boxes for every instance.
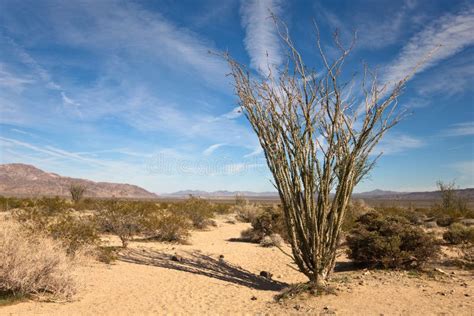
[0,0,473,193]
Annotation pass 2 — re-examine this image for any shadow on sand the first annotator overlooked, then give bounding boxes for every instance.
[119,249,288,292]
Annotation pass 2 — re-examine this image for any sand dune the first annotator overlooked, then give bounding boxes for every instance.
[2,217,473,315]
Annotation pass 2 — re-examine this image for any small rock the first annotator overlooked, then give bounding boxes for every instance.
[465,293,470,297]
[277,274,283,278]
[460,219,474,226]
[293,304,301,311]
[451,271,456,275]
[250,296,257,301]
[434,268,447,275]
[358,280,365,285]
[171,255,182,262]
[260,271,273,279]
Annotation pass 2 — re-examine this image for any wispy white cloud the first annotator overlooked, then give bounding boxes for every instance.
[0,63,33,90]
[203,143,226,156]
[383,5,474,85]
[375,134,424,155]
[415,53,474,97]
[240,0,283,76]
[450,160,474,186]
[441,122,474,137]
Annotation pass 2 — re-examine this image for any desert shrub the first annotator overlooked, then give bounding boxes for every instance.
[347,212,439,269]
[260,233,284,247]
[48,214,99,255]
[170,197,214,229]
[96,246,119,264]
[73,197,98,212]
[343,199,373,231]
[143,211,190,243]
[429,181,474,223]
[233,201,263,223]
[95,200,155,247]
[443,223,474,245]
[240,206,287,244]
[0,220,75,300]
[212,203,232,214]
[373,205,429,226]
[13,207,99,256]
[0,196,30,212]
[436,215,454,227]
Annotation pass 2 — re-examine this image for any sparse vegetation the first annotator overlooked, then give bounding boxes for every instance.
[69,184,87,204]
[233,199,263,223]
[431,181,473,225]
[239,206,287,245]
[170,196,215,229]
[443,223,474,245]
[0,220,75,301]
[347,212,439,269]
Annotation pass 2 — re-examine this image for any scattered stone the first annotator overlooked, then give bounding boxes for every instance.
[293,304,301,311]
[250,296,257,301]
[358,280,365,286]
[171,255,182,262]
[321,306,336,315]
[464,293,470,297]
[460,219,474,226]
[277,274,283,279]
[424,221,438,228]
[434,268,447,275]
[260,271,273,279]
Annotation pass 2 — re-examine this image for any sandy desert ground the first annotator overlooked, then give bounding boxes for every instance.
[2,216,473,315]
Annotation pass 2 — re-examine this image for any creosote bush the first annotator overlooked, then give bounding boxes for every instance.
[170,196,215,229]
[443,223,474,245]
[347,212,439,269]
[0,220,75,300]
[48,214,99,255]
[13,203,98,256]
[95,200,155,247]
[240,206,287,245]
[143,210,190,243]
[233,200,263,223]
[95,199,191,246]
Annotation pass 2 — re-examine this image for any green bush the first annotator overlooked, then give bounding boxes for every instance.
[12,204,99,256]
[95,200,156,247]
[48,214,99,255]
[443,223,474,244]
[212,203,232,214]
[233,202,263,223]
[347,212,439,269]
[170,197,214,229]
[240,206,287,244]
[143,210,190,242]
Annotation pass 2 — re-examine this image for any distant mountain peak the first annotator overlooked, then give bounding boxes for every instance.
[0,163,157,199]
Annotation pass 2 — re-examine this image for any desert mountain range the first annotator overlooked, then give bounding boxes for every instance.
[1,163,473,200]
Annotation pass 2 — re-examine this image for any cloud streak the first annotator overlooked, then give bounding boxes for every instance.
[240,0,283,76]
[383,5,474,85]
[442,122,474,137]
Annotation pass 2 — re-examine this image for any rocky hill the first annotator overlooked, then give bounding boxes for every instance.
[0,163,157,199]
